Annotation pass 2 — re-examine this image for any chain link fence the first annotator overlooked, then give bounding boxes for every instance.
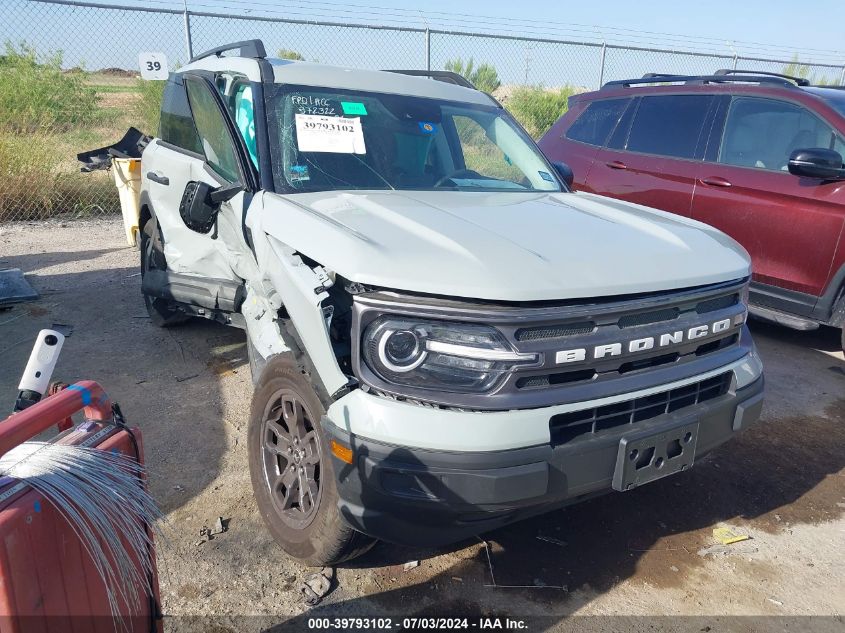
[2,0,844,223]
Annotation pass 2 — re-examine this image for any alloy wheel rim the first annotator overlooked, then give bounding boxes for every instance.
[261,388,322,529]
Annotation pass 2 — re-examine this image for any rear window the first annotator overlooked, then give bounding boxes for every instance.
[565,98,629,146]
[626,95,712,159]
[159,78,203,154]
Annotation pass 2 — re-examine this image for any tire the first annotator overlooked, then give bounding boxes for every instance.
[139,219,190,328]
[248,355,375,566]
[841,327,845,355]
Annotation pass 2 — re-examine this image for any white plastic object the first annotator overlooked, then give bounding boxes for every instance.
[112,158,142,247]
[18,329,65,396]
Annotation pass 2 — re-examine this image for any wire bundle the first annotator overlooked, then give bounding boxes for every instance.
[0,441,164,624]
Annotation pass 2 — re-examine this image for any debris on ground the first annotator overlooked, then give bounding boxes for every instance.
[697,543,759,557]
[0,268,38,306]
[403,560,419,571]
[300,567,333,606]
[670,565,679,572]
[195,526,212,546]
[211,516,228,535]
[195,517,228,545]
[768,598,784,606]
[536,535,568,548]
[712,526,750,545]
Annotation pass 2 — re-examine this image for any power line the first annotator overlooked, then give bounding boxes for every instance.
[173,0,845,59]
[48,0,845,64]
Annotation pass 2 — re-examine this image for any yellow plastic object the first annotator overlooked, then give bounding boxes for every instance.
[712,527,749,545]
[112,157,142,247]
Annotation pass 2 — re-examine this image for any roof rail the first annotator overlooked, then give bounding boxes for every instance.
[191,39,266,63]
[714,68,810,86]
[602,74,801,89]
[383,69,477,90]
[641,73,685,80]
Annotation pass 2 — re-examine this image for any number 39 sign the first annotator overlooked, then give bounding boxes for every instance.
[138,52,169,80]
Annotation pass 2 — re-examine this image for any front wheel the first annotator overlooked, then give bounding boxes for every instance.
[139,220,190,328]
[247,355,375,566]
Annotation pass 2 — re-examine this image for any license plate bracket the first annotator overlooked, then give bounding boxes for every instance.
[612,420,699,492]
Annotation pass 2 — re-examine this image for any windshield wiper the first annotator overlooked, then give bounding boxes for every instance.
[350,154,396,190]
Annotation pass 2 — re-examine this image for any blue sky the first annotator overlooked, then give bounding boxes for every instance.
[4,0,844,85]
[176,0,844,61]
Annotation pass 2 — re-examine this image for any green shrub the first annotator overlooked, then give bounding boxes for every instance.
[134,78,165,134]
[0,133,116,221]
[506,86,577,138]
[444,58,501,93]
[278,48,305,61]
[0,42,100,133]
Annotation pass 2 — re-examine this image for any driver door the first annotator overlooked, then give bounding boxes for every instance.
[146,73,255,283]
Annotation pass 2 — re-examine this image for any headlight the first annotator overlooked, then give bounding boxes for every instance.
[735,282,750,326]
[362,316,538,394]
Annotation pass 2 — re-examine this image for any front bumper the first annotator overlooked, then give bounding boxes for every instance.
[324,374,764,547]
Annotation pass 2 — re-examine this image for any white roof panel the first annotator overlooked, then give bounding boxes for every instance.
[268,60,495,106]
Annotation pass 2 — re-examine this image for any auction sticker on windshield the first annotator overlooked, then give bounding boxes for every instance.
[295,114,366,154]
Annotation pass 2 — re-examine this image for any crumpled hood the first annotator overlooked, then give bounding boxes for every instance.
[259,190,750,301]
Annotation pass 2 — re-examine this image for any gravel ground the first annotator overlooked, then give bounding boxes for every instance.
[1,218,843,631]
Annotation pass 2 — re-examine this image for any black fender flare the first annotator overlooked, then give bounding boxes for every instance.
[139,190,155,238]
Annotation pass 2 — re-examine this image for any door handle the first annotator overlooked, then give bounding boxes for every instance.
[147,171,169,186]
[606,160,628,170]
[700,176,731,188]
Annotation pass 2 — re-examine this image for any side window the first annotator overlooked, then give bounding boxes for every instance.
[232,84,258,168]
[159,78,203,154]
[565,98,629,147]
[185,78,241,183]
[626,95,713,159]
[607,98,638,150]
[718,97,844,172]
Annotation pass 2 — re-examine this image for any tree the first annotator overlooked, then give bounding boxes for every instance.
[277,48,305,61]
[444,57,501,93]
[782,54,833,86]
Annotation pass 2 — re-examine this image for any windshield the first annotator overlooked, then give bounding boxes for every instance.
[267,85,562,194]
[820,92,845,118]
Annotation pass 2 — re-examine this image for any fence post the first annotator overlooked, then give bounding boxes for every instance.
[597,42,606,89]
[840,65,845,86]
[183,0,194,60]
[733,54,739,70]
[424,28,431,71]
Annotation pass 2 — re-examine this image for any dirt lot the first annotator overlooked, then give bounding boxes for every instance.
[1,218,843,631]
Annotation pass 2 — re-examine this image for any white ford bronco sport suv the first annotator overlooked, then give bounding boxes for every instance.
[137,40,764,565]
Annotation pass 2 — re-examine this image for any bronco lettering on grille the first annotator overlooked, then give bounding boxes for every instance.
[554,318,733,364]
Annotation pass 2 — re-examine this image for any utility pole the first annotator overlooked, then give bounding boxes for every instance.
[183,0,194,60]
[597,42,607,89]
[524,44,533,85]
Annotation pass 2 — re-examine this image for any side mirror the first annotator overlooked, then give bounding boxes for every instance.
[787,148,845,180]
[179,181,244,234]
[210,182,244,204]
[552,161,574,189]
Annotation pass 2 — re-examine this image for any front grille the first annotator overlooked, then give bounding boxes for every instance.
[696,293,739,314]
[354,278,748,411]
[516,321,595,341]
[618,307,679,328]
[549,372,732,445]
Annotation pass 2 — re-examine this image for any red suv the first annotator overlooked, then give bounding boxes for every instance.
[539,70,845,352]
